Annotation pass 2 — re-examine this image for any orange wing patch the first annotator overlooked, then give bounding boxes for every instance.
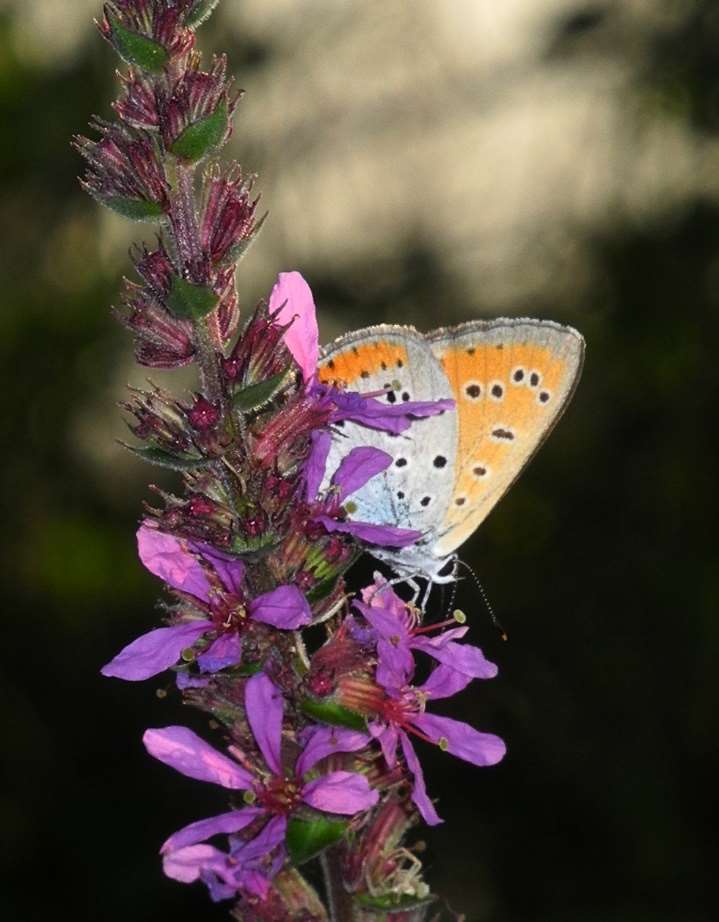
[432,334,581,556]
[318,341,409,388]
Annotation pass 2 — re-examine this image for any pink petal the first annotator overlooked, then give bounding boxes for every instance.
[162,843,231,884]
[137,525,210,601]
[411,636,497,679]
[101,621,209,681]
[410,712,506,767]
[399,731,442,826]
[369,721,399,770]
[245,673,284,775]
[250,584,311,629]
[304,429,332,501]
[269,271,319,382]
[330,447,392,502]
[296,727,372,776]
[418,664,474,700]
[161,807,264,854]
[302,771,379,815]
[143,726,253,789]
[353,599,409,641]
[197,632,242,673]
[314,515,421,548]
[193,545,246,595]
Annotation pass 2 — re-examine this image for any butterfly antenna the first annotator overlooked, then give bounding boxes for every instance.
[456,558,508,641]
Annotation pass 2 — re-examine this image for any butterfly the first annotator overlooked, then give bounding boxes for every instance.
[317,318,584,596]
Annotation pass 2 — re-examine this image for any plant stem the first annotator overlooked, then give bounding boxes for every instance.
[321,847,354,922]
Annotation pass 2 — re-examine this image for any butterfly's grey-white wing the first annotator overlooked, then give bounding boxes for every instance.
[319,326,457,573]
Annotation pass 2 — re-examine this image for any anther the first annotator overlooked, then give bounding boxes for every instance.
[453,609,467,624]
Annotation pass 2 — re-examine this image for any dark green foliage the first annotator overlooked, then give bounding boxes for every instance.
[286,815,348,865]
[166,275,219,319]
[170,98,229,162]
[106,15,169,72]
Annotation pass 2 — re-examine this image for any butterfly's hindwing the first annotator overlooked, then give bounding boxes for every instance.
[428,319,584,556]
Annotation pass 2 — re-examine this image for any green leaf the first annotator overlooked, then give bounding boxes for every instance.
[232,370,290,413]
[286,816,348,865]
[300,698,366,731]
[233,661,263,677]
[355,892,436,913]
[108,16,169,72]
[120,444,211,471]
[306,574,341,605]
[186,0,222,28]
[170,98,229,163]
[166,275,219,320]
[230,531,279,556]
[104,196,166,222]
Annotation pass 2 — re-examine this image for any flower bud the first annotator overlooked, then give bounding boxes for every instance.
[200,164,261,265]
[222,302,291,385]
[75,120,169,221]
[113,69,159,130]
[114,245,196,368]
[187,396,220,431]
[99,2,195,72]
[163,55,238,163]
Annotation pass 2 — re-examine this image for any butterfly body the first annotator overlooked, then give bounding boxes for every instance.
[319,318,584,589]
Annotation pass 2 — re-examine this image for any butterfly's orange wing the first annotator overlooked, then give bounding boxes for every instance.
[428,319,584,557]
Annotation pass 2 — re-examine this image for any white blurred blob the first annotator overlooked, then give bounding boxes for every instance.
[5,0,714,479]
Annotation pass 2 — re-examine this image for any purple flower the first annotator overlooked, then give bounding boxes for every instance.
[145,673,378,901]
[269,270,454,429]
[355,576,498,691]
[326,386,454,436]
[101,526,311,681]
[344,580,505,826]
[306,443,422,550]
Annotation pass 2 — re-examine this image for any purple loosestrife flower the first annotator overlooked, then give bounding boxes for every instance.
[337,581,506,826]
[101,526,310,681]
[355,575,498,691]
[269,270,454,430]
[253,272,452,471]
[144,673,378,901]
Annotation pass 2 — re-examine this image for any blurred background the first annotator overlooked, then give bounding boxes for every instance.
[1,1,717,919]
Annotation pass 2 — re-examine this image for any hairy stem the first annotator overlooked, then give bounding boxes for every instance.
[321,847,354,922]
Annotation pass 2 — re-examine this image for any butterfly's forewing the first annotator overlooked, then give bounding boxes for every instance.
[428,319,584,557]
[318,326,457,535]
